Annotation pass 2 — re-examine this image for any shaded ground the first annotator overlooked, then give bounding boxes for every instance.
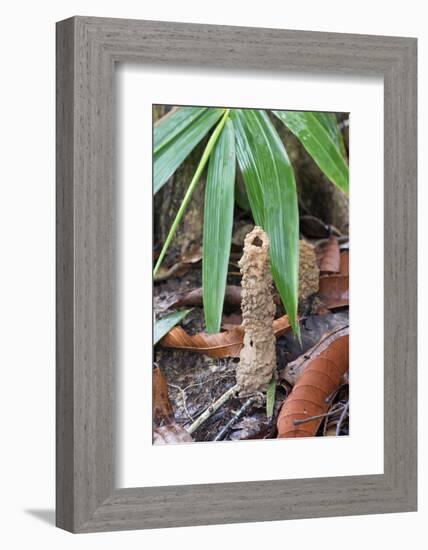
[154,261,349,442]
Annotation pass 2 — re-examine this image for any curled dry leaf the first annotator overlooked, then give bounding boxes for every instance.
[160,314,292,358]
[153,424,194,445]
[152,366,174,427]
[277,332,349,438]
[320,235,341,273]
[167,285,242,309]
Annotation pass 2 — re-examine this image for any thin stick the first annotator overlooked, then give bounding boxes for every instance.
[335,400,349,435]
[324,382,347,404]
[214,396,258,441]
[187,384,238,435]
[293,404,345,426]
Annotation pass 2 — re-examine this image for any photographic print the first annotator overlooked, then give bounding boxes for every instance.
[153,105,349,444]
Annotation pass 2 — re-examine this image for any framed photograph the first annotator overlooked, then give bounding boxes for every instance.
[56,16,417,532]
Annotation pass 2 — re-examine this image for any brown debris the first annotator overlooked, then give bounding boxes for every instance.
[236,226,277,395]
[316,248,349,310]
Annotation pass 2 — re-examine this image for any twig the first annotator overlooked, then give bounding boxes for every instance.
[293,404,345,427]
[335,400,349,435]
[325,383,347,404]
[187,385,238,435]
[214,396,258,441]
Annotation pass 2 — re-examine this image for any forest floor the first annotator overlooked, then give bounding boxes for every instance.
[153,215,349,443]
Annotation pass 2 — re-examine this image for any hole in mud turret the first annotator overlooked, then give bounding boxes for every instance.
[252,236,263,247]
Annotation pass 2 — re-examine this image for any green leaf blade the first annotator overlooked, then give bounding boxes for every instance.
[153,309,192,345]
[154,106,208,153]
[266,378,276,418]
[315,112,348,159]
[234,173,251,211]
[231,109,300,337]
[230,110,265,227]
[273,110,349,194]
[153,108,224,194]
[203,118,236,333]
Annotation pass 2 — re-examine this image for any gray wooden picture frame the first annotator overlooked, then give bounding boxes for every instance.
[56,16,417,533]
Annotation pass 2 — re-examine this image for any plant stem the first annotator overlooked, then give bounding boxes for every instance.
[153,108,230,277]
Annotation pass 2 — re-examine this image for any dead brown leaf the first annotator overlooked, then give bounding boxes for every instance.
[152,366,174,427]
[319,274,349,309]
[320,235,341,273]
[277,332,349,438]
[153,424,194,444]
[160,314,292,358]
[152,366,194,444]
[340,249,349,276]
